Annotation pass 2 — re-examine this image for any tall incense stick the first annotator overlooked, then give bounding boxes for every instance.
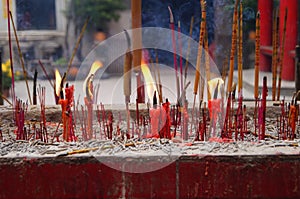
[123,30,132,104]
[237,1,243,94]
[191,0,206,134]
[204,22,210,101]
[227,0,239,93]
[9,11,32,105]
[66,16,90,78]
[184,16,194,87]
[277,8,288,101]
[168,6,180,101]
[155,49,163,103]
[6,0,15,104]
[254,12,260,99]
[178,21,184,95]
[272,8,279,100]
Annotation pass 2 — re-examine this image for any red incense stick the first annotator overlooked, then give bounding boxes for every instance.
[6,0,15,104]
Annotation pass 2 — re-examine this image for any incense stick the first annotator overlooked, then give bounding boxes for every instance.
[184,16,194,87]
[6,0,15,104]
[204,22,210,101]
[277,8,288,101]
[66,16,90,78]
[168,6,180,101]
[9,11,32,105]
[191,0,206,134]
[227,0,239,93]
[38,60,54,89]
[1,93,12,106]
[33,69,38,105]
[272,8,279,101]
[123,30,132,104]
[237,1,243,94]
[155,49,163,103]
[178,21,184,95]
[254,12,260,99]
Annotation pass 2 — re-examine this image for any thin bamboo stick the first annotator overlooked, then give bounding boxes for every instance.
[254,12,260,99]
[9,11,32,105]
[184,16,194,87]
[272,8,279,100]
[277,8,288,101]
[227,0,239,93]
[237,1,243,93]
[66,16,90,78]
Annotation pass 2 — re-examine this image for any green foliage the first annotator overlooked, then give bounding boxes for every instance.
[70,0,126,32]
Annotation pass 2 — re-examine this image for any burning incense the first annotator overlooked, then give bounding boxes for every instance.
[6,0,15,104]
[66,16,90,78]
[272,8,279,101]
[184,16,194,87]
[9,11,32,105]
[123,30,132,104]
[254,12,260,99]
[277,8,288,101]
[237,1,243,94]
[227,0,239,93]
[168,6,180,101]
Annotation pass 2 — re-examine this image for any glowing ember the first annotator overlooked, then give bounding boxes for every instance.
[141,59,157,100]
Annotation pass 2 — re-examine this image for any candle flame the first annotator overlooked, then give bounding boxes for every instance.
[55,69,62,96]
[141,59,157,100]
[89,60,103,76]
[83,60,103,94]
[207,78,224,99]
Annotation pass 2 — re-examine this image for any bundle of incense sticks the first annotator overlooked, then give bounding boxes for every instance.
[15,99,27,140]
[254,12,260,100]
[37,86,48,143]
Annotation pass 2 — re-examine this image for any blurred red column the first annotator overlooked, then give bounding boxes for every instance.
[258,0,273,71]
[280,0,297,81]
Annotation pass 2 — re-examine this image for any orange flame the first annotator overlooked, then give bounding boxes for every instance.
[55,69,62,96]
[141,59,157,100]
[83,60,103,93]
